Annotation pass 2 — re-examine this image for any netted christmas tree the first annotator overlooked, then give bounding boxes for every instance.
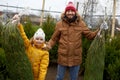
[84,21,108,80]
[1,21,34,80]
[84,30,105,80]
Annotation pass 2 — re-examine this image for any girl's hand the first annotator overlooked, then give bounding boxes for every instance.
[42,42,51,51]
[12,14,20,24]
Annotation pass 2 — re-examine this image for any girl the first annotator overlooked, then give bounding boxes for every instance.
[13,14,49,80]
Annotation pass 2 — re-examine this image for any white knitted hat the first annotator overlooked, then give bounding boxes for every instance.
[33,28,45,41]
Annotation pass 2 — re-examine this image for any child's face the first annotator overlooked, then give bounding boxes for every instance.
[33,37,44,48]
[34,37,44,44]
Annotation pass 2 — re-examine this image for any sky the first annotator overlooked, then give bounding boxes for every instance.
[0,0,70,15]
[0,0,64,11]
[0,0,120,17]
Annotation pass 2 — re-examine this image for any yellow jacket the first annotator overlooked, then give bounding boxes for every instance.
[18,24,49,80]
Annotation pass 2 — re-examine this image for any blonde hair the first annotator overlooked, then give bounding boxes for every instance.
[30,37,34,46]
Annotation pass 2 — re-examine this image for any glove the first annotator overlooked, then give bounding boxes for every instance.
[12,14,20,24]
[100,21,108,30]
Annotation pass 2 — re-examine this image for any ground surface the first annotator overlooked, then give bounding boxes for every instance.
[45,63,84,80]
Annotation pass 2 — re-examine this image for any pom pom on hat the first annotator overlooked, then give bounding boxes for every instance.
[65,1,76,12]
[33,28,45,41]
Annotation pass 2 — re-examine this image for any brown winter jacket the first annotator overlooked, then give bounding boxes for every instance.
[48,12,99,66]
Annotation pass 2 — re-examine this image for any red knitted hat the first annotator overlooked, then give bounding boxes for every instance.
[65,1,76,12]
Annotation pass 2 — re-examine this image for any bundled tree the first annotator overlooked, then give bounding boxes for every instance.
[84,21,108,80]
[1,20,34,80]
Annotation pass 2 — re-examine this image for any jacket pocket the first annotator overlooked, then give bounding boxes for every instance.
[74,48,82,57]
[60,28,68,36]
[58,48,67,64]
[74,27,82,33]
[58,48,67,56]
[69,27,82,42]
[59,28,68,41]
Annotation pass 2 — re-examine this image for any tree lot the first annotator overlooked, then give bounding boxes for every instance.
[0,15,120,80]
